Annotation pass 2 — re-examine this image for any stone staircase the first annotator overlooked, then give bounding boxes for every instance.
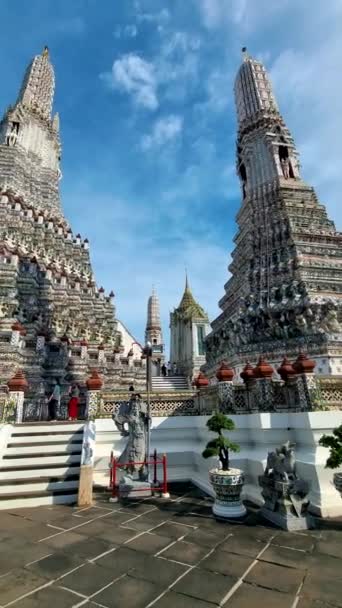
[152,376,190,392]
[0,422,84,509]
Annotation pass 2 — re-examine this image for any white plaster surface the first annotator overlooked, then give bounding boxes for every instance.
[94,411,342,518]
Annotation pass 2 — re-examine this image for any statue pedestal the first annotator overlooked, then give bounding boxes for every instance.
[259,476,314,531]
[260,506,314,531]
[119,479,152,499]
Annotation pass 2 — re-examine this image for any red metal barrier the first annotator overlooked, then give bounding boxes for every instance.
[109,451,169,500]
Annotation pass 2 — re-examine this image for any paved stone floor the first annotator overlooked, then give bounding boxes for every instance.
[0,484,341,608]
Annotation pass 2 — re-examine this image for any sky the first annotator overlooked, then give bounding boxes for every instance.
[0,0,341,352]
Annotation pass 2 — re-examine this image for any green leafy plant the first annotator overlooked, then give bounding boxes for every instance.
[202,412,240,471]
[319,425,342,469]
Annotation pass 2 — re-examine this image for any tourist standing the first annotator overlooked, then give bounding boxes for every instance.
[167,361,172,376]
[161,363,167,377]
[68,384,80,421]
[172,362,177,376]
[47,379,61,421]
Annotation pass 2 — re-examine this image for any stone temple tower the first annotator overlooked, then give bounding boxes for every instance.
[0,48,146,414]
[170,276,210,382]
[0,47,62,217]
[145,288,164,375]
[205,49,342,378]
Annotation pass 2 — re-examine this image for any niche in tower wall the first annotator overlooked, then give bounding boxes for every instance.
[279,144,294,179]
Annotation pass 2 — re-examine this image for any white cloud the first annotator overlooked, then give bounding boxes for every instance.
[114,24,138,39]
[198,0,289,31]
[109,54,158,110]
[55,16,86,36]
[136,7,170,24]
[141,115,183,149]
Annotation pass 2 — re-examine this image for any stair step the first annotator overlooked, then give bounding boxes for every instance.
[0,454,82,468]
[0,473,79,485]
[5,444,82,456]
[14,423,84,433]
[0,493,78,510]
[10,431,83,440]
[0,479,79,494]
[0,466,80,480]
[8,439,83,448]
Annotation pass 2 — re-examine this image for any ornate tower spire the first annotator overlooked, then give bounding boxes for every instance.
[235,47,300,199]
[0,46,62,217]
[145,287,163,346]
[17,46,55,120]
[206,50,342,378]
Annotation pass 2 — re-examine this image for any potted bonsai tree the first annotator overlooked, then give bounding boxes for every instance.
[202,412,246,518]
[319,424,342,497]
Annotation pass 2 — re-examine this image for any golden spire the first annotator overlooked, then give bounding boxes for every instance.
[42,46,49,58]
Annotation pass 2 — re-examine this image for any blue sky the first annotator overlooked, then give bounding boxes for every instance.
[0,0,341,351]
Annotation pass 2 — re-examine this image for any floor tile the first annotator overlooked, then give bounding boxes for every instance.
[244,560,305,594]
[316,539,342,560]
[308,552,342,577]
[159,540,209,565]
[67,536,115,560]
[26,551,84,579]
[227,582,294,607]
[301,571,342,607]
[219,535,266,558]
[126,532,173,555]
[173,567,236,604]
[0,568,49,605]
[94,546,142,574]
[201,549,254,577]
[130,554,188,586]
[93,573,164,608]
[42,530,88,550]
[59,561,117,596]
[13,584,79,608]
[152,591,214,608]
[259,545,311,570]
[271,531,316,552]
[183,528,225,548]
[77,519,138,544]
[152,522,194,539]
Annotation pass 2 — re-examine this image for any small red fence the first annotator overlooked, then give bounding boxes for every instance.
[109,449,168,500]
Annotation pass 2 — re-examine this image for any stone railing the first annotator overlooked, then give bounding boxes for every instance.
[99,391,198,418]
[316,376,342,409]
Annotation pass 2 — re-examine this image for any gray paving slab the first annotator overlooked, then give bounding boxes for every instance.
[93,573,164,608]
[129,554,188,586]
[227,582,295,607]
[152,591,215,608]
[300,571,342,607]
[59,561,118,596]
[125,531,173,554]
[158,539,209,565]
[13,584,80,608]
[201,549,254,577]
[172,567,237,604]
[1,485,341,608]
[26,550,84,579]
[244,559,305,594]
[0,568,49,605]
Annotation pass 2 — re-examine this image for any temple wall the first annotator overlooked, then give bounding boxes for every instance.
[93,411,342,518]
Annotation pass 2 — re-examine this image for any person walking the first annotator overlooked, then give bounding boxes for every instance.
[47,379,61,421]
[68,384,80,421]
[161,363,167,377]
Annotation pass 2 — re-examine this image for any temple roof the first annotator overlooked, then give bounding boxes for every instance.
[174,276,208,321]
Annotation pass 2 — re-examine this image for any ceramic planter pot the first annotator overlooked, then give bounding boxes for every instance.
[334,472,342,497]
[209,467,246,518]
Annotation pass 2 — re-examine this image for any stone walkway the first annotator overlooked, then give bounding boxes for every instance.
[0,484,341,608]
